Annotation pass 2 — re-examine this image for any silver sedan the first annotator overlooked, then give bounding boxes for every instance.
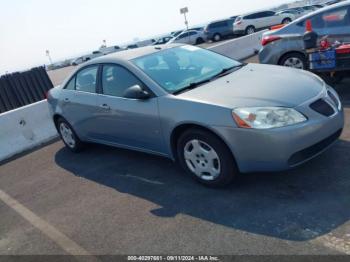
[47,44,344,187]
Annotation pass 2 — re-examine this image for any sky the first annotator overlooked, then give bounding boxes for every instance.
[0,0,292,74]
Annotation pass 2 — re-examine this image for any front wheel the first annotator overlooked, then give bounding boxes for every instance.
[177,129,238,187]
[57,118,84,152]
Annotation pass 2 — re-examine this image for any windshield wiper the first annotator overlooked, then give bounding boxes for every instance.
[211,64,245,79]
[172,79,211,95]
[172,64,245,95]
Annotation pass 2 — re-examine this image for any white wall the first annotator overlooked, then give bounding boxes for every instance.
[0,100,58,162]
[209,30,265,61]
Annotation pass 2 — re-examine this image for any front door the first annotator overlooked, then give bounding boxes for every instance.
[94,64,164,154]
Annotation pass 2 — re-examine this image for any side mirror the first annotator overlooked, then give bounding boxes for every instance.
[123,85,151,100]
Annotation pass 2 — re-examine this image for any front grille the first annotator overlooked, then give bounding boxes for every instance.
[288,129,342,166]
[310,99,335,117]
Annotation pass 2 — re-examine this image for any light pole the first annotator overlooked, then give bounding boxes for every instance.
[180,7,189,31]
[45,50,52,65]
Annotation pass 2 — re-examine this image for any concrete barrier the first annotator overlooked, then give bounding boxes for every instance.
[209,30,267,61]
[0,100,58,162]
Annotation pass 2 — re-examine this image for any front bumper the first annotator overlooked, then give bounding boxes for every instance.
[214,94,344,173]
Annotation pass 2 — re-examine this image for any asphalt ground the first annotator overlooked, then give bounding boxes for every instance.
[1,56,350,256]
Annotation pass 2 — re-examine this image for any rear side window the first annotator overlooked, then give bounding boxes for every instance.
[210,21,227,28]
[102,65,143,98]
[76,66,98,93]
[177,32,190,39]
[244,13,258,19]
[299,7,350,28]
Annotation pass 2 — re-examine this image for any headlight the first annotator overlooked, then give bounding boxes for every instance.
[232,107,307,129]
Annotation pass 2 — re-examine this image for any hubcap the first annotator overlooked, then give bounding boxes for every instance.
[184,139,221,181]
[283,19,291,24]
[247,27,255,35]
[283,57,304,69]
[214,35,220,41]
[59,123,76,148]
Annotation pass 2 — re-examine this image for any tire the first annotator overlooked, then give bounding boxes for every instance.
[213,33,222,42]
[245,26,255,35]
[282,18,292,24]
[279,52,307,70]
[177,129,238,187]
[195,37,205,45]
[57,118,84,153]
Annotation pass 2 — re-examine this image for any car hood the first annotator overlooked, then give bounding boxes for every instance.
[178,63,325,108]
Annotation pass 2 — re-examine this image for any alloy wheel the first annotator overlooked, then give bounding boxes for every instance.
[283,57,304,69]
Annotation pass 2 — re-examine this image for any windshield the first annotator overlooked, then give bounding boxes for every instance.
[132,46,241,93]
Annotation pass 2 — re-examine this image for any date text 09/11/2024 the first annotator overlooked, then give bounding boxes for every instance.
[127,256,220,261]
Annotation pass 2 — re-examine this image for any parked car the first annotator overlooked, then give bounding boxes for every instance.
[204,18,236,41]
[326,0,345,5]
[171,30,184,38]
[233,11,294,35]
[153,36,173,45]
[126,44,139,49]
[99,46,122,55]
[71,51,104,66]
[311,4,326,9]
[48,44,344,187]
[167,30,205,45]
[259,1,350,69]
[71,57,84,66]
[276,9,304,19]
[301,5,318,13]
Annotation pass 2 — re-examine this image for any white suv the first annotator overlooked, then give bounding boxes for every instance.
[233,11,295,35]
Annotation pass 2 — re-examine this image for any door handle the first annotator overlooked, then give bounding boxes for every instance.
[64,98,70,103]
[100,104,111,110]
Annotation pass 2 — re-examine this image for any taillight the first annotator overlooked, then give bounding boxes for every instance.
[261,35,281,46]
[235,21,242,25]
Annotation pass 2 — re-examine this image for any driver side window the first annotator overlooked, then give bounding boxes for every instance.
[102,65,143,98]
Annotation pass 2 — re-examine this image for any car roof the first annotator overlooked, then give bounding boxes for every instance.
[208,17,235,24]
[83,44,182,65]
[240,10,273,16]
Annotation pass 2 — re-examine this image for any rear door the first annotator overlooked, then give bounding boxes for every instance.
[252,12,268,29]
[59,65,99,140]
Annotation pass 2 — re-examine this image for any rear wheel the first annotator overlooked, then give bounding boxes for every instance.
[213,33,222,42]
[177,129,237,187]
[282,18,292,24]
[245,26,255,35]
[57,118,84,152]
[280,53,307,70]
